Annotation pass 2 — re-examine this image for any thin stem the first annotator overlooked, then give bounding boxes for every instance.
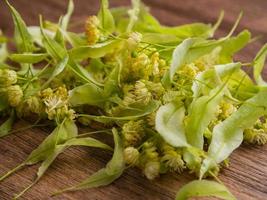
[77,129,112,138]
[0,163,25,182]
[14,179,38,199]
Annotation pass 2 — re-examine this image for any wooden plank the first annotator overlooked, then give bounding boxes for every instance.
[0,0,267,199]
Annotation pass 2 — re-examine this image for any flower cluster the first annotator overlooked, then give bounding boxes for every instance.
[85,15,100,45]
[0,69,23,107]
[40,86,75,123]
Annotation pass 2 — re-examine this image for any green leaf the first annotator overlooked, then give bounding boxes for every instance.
[215,62,242,78]
[58,128,124,192]
[80,100,159,123]
[0,43,8,63]
[69,83,106,107]
[155,102,188,147]
[0,95,8,112]
[68,60,103,86]
[201,87,267,176]
[142,33,182,45]
[6,0,34,53]
[186,86,225,149]
[253,43,267,85]
[61,0,74,31]
[98,0,115,33]
[69,40,121,60]
[61,137,112,151]
[0,111,15,138]
[162,38,194,87]
[127,0,141,32]
[219,30,251,63]
[176,180,236,200]
[25,119,77,165]
[9,53,48,64]
[104,64,121,97]
[40,17,67,60]
[42,55,69,88]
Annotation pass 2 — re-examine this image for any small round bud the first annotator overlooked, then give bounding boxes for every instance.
[25,96,42,114]
[144,161,160,180]
[0,69,17,86]
[127,32,142,50]
[85,16,100,45]
[123,147,139,165]
[7,85,23,107]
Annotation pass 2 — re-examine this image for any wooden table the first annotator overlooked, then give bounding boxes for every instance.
[0,0,267,199]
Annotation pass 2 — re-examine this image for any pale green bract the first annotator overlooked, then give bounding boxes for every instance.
[176,180,236,200]
[155,102,188,147]
[200,87,267,177]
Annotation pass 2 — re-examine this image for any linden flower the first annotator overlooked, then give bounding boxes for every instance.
[7,85,23,107]
[144,161,160,180]
[122,120,144,147]
[0,69,17,86]
[44,96,65,112]
[123,147,140,165]
[127,32,142,50]
[85,15,100,45]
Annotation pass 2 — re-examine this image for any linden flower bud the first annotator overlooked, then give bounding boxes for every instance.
[78,116,91,126]
[161,143,185,173]
[244,129,267,145]
[134,81,151,104]
[144,161,160,180]
[219,101,237,119]
[127,32,142,50]
[7,85,23,107]
[122,120,144,147]
[25,96,43,114]
[0,69,17,86]
[123,147,140,165]
[85,15,100,45]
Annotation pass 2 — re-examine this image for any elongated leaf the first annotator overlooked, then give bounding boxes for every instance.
[40,18,67,60]
[201,87,267,176]
[42,55,69,88]
[253,43,267,85]
[25,119,77,165]
[9,53,48,64]
[104,64,121,97]
[176,180,236,200]
[69,40,121,60]
[80,100,159,123]
[142,33,182,44]
[155,102,188,147]
[0,96,8,112]
[186,86,225,148]
[0,111,15,137]
[69,83,106,107]
[60,128,124,191]
[215,62,241,78]
[6,0,34,53]
[0,43,8,62]
[127,0,141,32]
[68,60,103,86]
[61,0,74,31]
[98,0,115,33]
[62,137,112,151]
[219,30,251,63]
[162,38,194,87]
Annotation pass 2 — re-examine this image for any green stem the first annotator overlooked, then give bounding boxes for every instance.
[13,179,38,199]
[0,163,25,182]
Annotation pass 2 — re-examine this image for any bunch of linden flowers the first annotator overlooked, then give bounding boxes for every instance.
[1,0,267,199]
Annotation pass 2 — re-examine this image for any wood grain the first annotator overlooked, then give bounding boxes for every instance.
[0,0,267,199]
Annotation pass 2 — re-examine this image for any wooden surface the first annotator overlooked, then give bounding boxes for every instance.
[0,0,267,199]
